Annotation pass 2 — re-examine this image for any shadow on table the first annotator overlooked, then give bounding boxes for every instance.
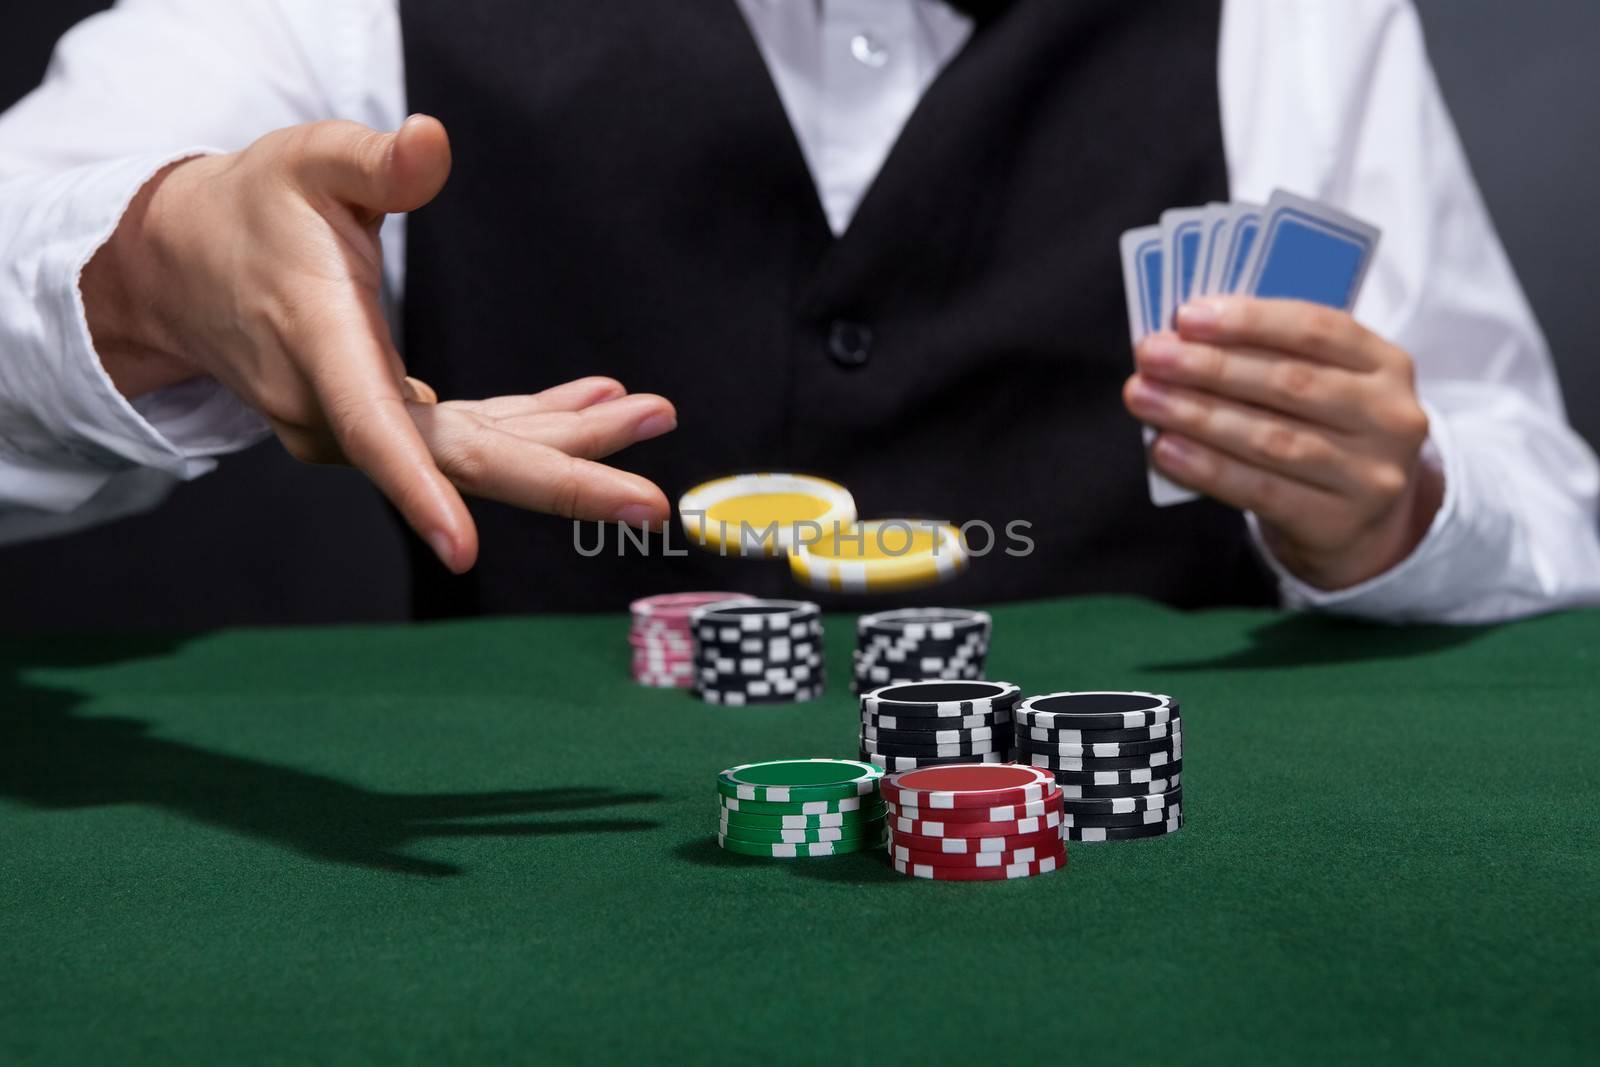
[0,635,661,877]
[1141,613,1498,672]
[672,836,902,884]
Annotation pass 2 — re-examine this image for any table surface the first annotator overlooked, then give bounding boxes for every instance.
[3,596,1597,1065]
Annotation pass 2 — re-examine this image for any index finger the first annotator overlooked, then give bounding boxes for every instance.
[1174,297,1383,371]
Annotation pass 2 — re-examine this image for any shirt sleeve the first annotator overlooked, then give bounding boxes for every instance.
[0,0,405,543]
[1219,0,1600,623]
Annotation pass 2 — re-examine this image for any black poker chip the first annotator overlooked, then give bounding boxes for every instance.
[1052,774,1181,799]
[1014,691,1179,732]
[1014,745,1181,771]
[1060,786,1182,817]
[1064,811,1184,841]
[1013,718,1181,745]
[861,722,1008,746]
[1013,730,1179,757]
[860,680,1022,718]
[861,708,1012,733]
[1043,759,1184,783]
[859,734,1008,758]
[1062,803,1183,829]
[860,749,1010,773]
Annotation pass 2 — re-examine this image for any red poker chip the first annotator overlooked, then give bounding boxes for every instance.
[880,764,1056,810]
[887,837,1064,869]
[886,824,1063,856]
[886,787,1063,824]
[887,808,1062,839]
[890,848,1067,881]
[630,591,754,622]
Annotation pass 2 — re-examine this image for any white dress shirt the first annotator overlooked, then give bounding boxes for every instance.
[0,0,1596,622]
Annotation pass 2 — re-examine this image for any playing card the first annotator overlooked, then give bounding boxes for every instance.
[1120,225,1191,506]
[1193,203,1231,297]
[1238,189,1380,308]
[1206,201,1262,294]
[1159,207,1208,328]
[1121,191,1379,508]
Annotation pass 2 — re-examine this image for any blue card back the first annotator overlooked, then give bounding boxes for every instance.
[1243,192,1379,309]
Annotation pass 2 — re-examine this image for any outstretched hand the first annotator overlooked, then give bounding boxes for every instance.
[83,116,672,573]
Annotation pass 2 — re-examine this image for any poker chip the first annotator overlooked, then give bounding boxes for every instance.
[717,759,882,803]
[862,680,1023,718]
[717,833,883,858]
[720,794,875,816]
[1059,786,1181,817]
[680,473,856,557]
[887,809,1062,838]
[862,709,1011,733]
[1055,775,1180,799]
[1064,811,1184,842]
[880,763,1055,810]
[692,599,826,705]
[1019,749,1183,773]
[1015,719,1180,744]
[892,852,1064,881]
[1014,691,1178,731]
[789,520,968,593]
[629,591,754,688]
[862,723,1003,745]
[860,735,1007,758]
[718,806,885,830]
[1062,804,1182,829]
[863,750,1009,772]
[1013,731,1180,758]
[714,758,885,858]
[718,817,885,845]
[852,607,991,693]
[887,824,1062,855]
[888,789,1063,824]
[1045,760,1184,784]
[888,837,1065,867]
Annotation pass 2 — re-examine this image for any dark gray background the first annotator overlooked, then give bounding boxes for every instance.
[1,0,1594,631]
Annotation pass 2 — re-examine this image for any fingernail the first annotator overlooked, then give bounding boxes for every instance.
[613,504,657,528]
[1128,377,1170,412]
[428,530,458,569]
[1176,300,1223,332]
[1140,334,1184,369]
[635,413,676,440]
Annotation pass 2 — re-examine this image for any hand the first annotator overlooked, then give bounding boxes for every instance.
[1124,297,1442,591]
[80,117,673,573]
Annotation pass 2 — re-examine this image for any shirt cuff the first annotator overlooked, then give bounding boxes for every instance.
[0,148,267,513]
[1247,399,1478,621]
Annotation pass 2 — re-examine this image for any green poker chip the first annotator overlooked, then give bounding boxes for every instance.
[716,817,885,846]
[719,793,877,817]
[716,759,883,804]
[715,831,884,858]
[717,804,887,830]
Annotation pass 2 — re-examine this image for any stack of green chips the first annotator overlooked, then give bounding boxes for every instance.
[716,759,886,857]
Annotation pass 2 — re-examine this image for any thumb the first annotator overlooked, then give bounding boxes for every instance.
[293,115,452,217]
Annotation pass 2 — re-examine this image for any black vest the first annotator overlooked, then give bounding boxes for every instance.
[399,0,1274,615]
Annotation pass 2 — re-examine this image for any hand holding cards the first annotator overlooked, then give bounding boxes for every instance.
[1118,191,1440,591]
[1120,190,1380,506]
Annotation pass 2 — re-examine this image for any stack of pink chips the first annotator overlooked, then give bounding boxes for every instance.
[629,592,754,687]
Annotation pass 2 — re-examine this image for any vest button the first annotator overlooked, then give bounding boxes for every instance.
[827,320,873,366]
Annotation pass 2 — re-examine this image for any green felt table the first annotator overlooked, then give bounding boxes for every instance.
[3,596,1597,1065]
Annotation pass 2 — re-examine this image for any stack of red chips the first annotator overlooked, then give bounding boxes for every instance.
[628,592,754,688]
[880,764,1067,881]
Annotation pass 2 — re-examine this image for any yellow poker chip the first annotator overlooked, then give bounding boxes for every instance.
[788,520,968,594]
[678,473,857,557]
